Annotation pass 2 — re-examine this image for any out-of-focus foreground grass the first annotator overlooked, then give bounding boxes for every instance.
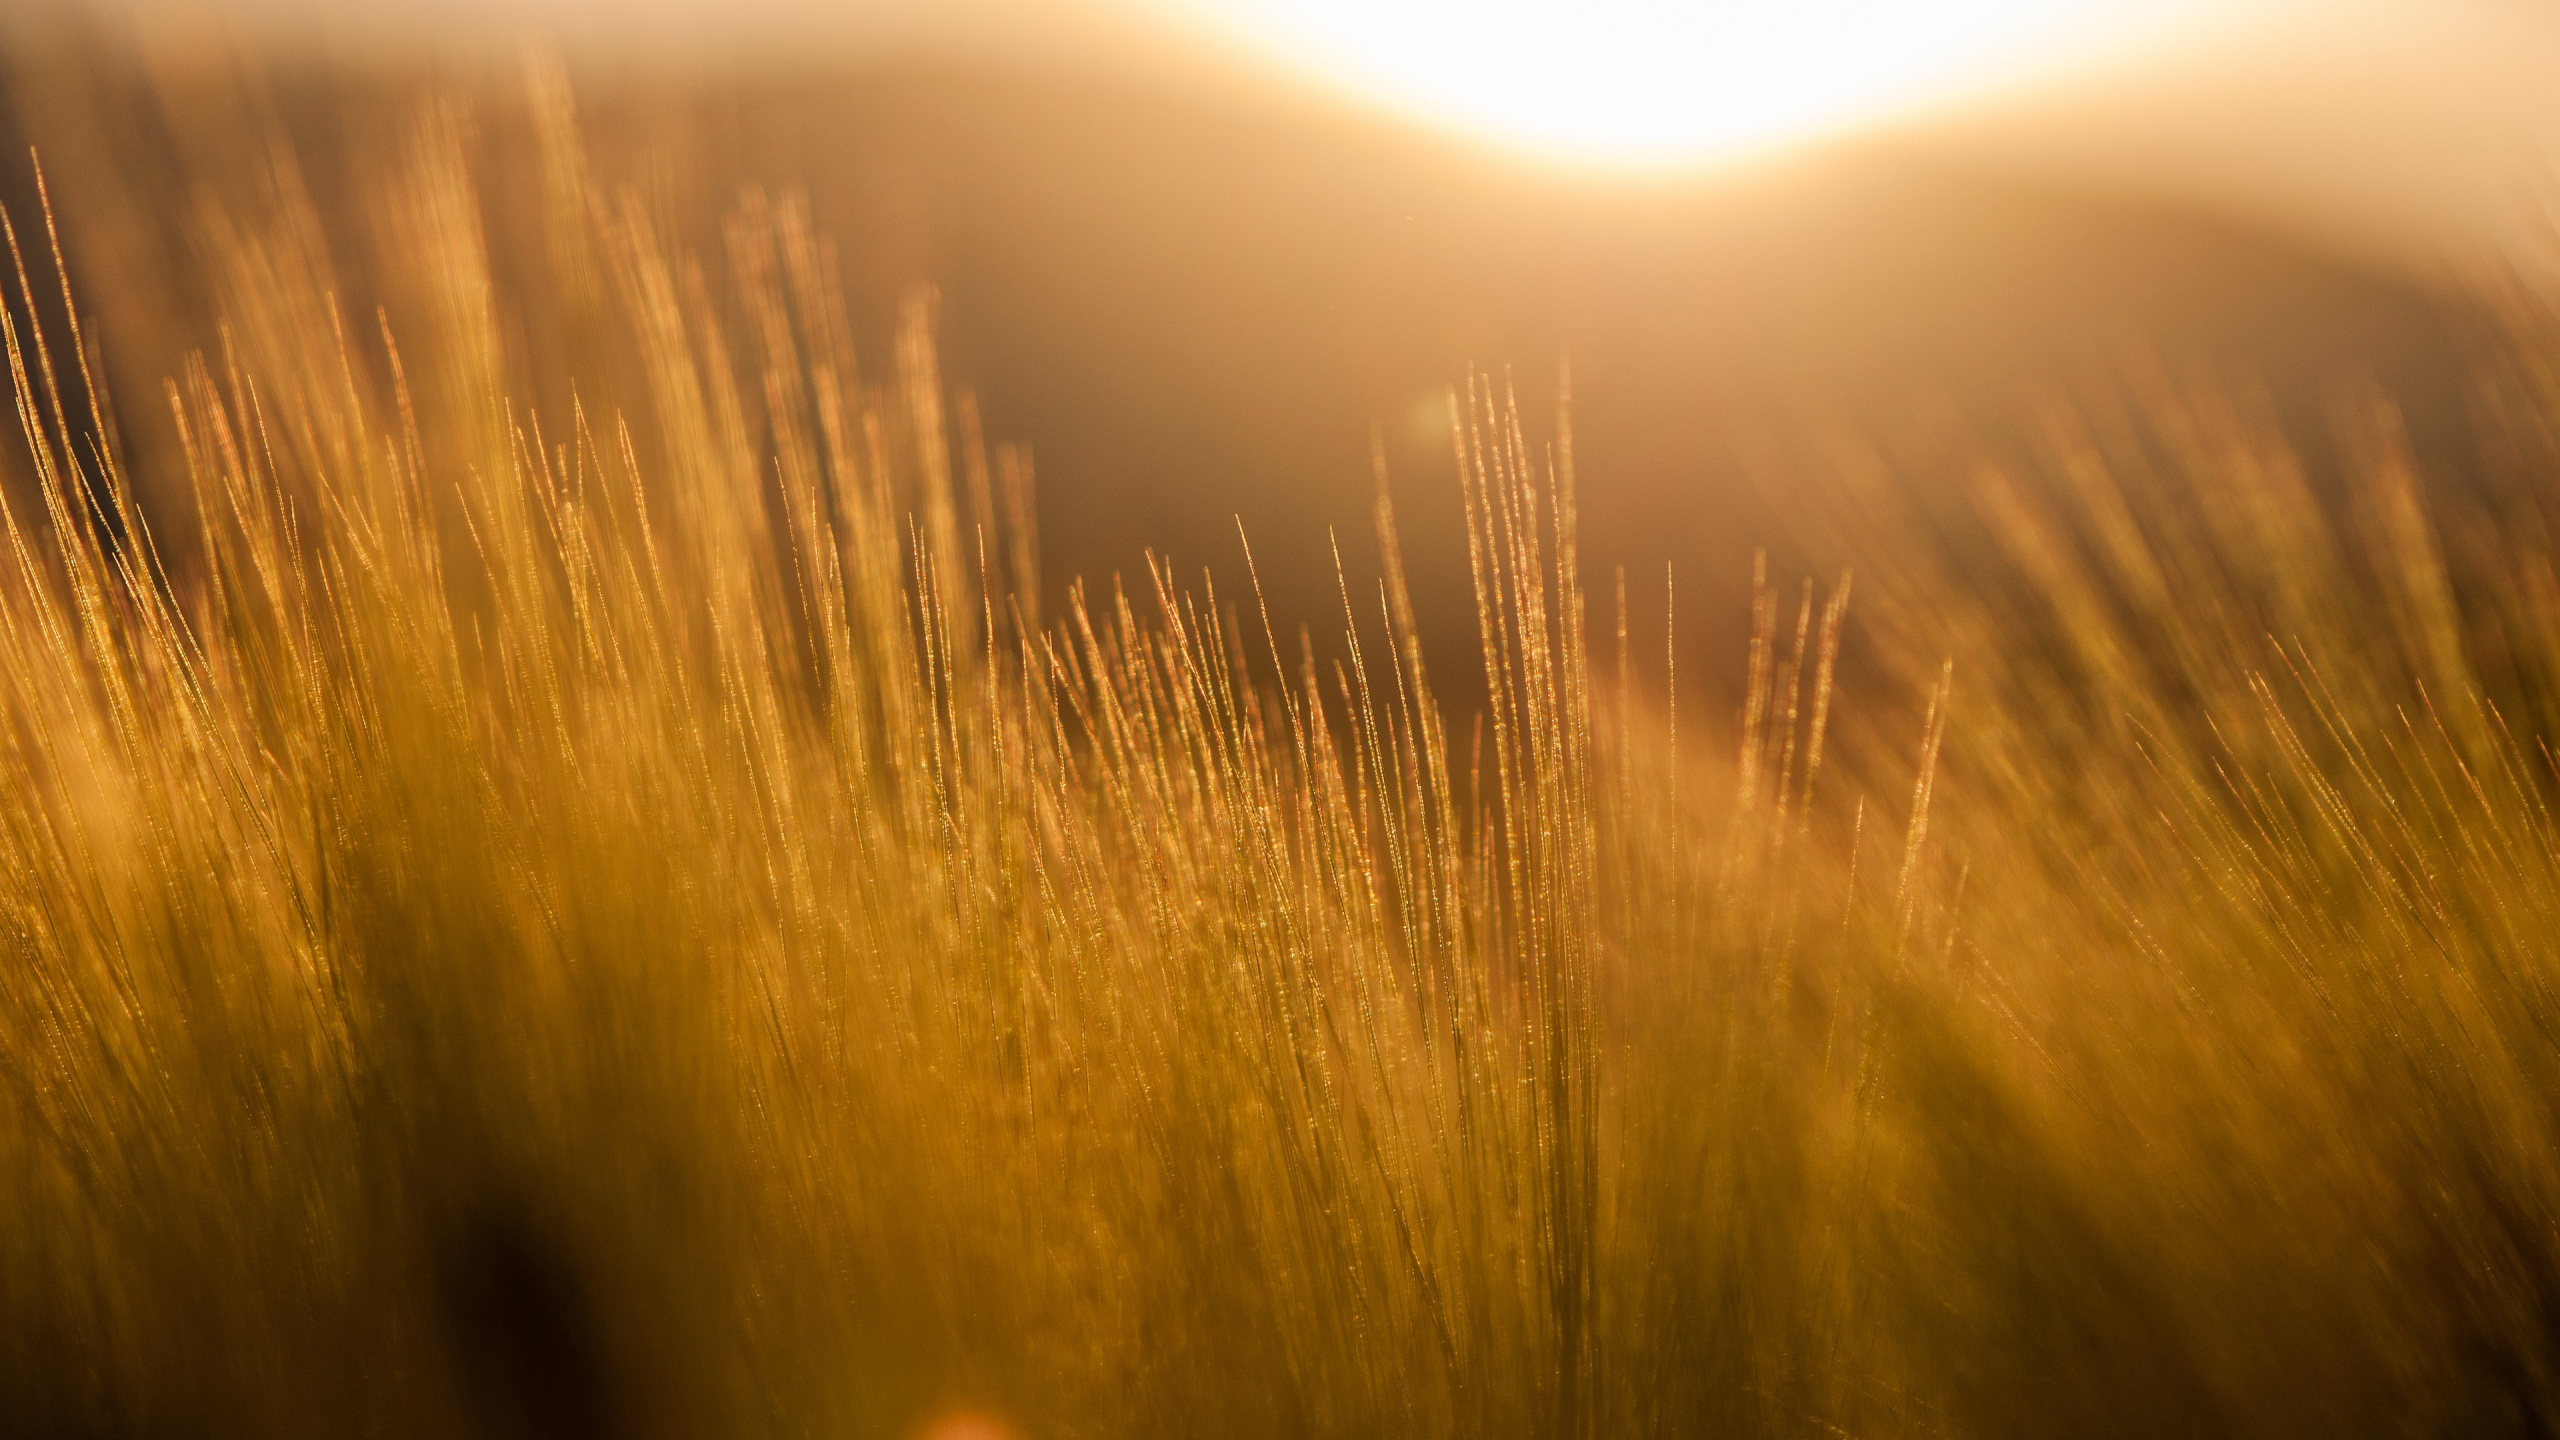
[4,66,2560,1440]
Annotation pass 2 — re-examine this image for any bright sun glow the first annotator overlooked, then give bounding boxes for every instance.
[1176,0,2223,166]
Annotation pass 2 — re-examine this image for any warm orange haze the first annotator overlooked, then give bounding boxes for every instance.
[3,2,2559,1438]
[1167,0,2228,164]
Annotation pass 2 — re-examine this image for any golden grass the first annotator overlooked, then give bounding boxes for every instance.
[3,75,2559,1440]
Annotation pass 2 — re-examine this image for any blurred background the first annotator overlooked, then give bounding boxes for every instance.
[2,0,2552,662]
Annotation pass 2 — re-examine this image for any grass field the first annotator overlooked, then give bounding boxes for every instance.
[4,66,2559,1440]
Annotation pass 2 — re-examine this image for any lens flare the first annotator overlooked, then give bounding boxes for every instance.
[1174,0,2224,166]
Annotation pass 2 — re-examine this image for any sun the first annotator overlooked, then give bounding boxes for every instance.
[1170,0,2221,167]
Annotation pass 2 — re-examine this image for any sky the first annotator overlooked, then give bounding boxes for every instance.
[49,0,2560,285]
